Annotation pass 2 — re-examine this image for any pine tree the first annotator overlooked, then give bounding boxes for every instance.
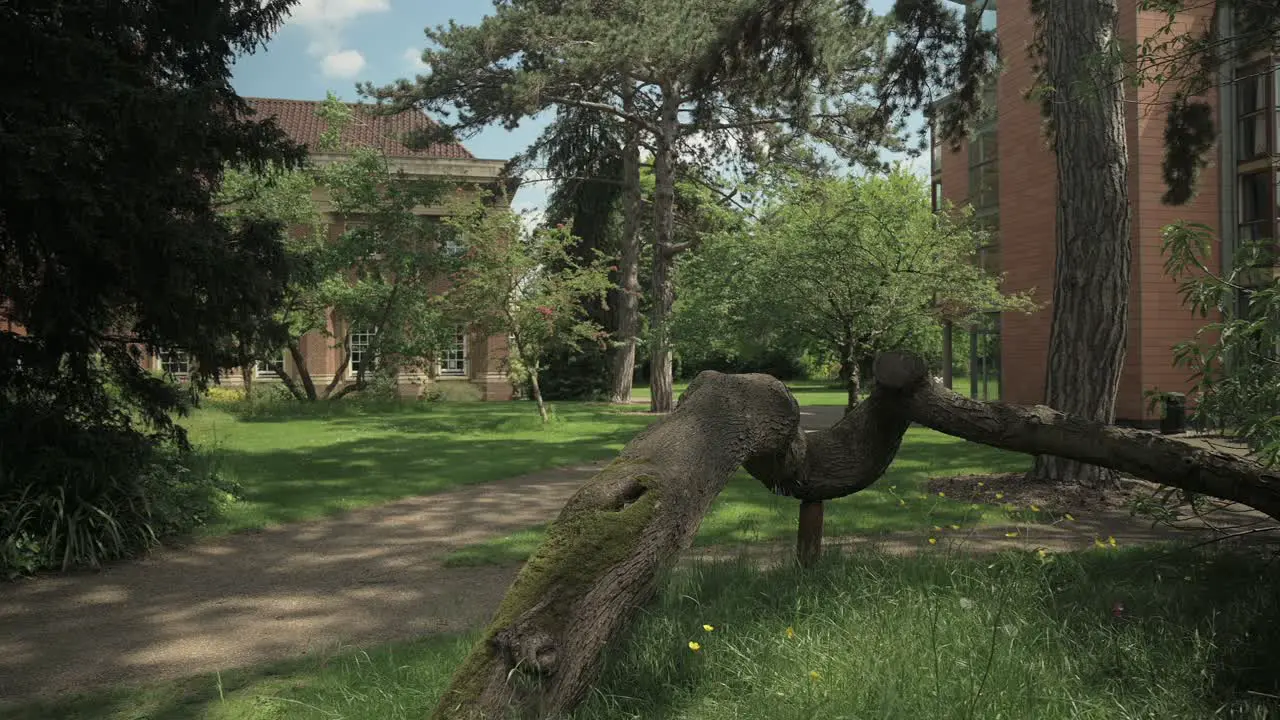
[366,0,901,412]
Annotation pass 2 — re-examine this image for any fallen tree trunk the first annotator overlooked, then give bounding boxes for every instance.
[431,352,1280,719]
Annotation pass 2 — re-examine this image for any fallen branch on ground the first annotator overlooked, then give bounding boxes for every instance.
[430,352,1280,719]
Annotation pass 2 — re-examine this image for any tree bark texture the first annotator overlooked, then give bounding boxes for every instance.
[608,82,643,406]
[431,352,1280,719]
[1030,0,1133,488]
[647,89,680,414]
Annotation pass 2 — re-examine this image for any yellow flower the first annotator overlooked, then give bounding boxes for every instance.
[950,524,961,530]
[995,492,1004,500]
[899,499,907,507]
[1065,513,1076,521]
[1094,537,1107,548]
[703,624,714,632]
[809,670,822,681]
[1005,531,1019,538]
[786,626,796,639]
[688,641,701,652]
[1037,548,1048,559]
[977,481,985,487]
[933,525,942,531]
[928,537,937,545]
[1108,536,1117,547]
[1030,505,1041,513]
[937,491,946,498]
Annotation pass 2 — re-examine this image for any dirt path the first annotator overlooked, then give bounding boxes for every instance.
[0,409,1258,704]
[0,462,604,703]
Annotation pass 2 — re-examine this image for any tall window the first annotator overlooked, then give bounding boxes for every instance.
[1239,170,1274,245]
[158,349,191,377]
[969,312,1002,401]
[440,325,468,376]
[968,127,999,212]
[1236,61,1273,163]
[966,98,1000,401]
[348,328,377,376]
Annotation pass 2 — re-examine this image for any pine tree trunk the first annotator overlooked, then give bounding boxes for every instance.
[609,81,643,405]
[648,90,679,414]
[1028,0,1132,489]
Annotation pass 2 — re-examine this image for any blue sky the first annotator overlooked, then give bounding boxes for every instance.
[230,0,923,220]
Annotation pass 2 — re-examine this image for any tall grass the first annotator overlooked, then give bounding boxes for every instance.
[15,546,1278,719]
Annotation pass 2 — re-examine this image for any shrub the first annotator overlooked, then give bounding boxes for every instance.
[0,400,238,577]
[535,343,612,401]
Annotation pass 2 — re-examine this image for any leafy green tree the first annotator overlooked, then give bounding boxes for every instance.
[442,197,614,422]
[367,0,903,413]
[1162,225,1280,462]
[675,168,1032,411]
[0,0,303,572]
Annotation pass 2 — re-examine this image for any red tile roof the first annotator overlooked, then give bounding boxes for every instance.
[244,97,474,160]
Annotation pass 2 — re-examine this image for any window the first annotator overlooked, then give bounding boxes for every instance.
[969,312,1001,402]
[930,119,943,176]
[348,328,377,376]
[254,350,287,378]
[931,180,943,213]
[1238,170,1275,247]
[440,227,467,258]
[1236,61,1272,162]
[968,126,998,212]
[158,349,191,377]
[439,325,468,377]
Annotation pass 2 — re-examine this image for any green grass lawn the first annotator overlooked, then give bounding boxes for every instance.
[632,376,984,407]
[14,546,1278,720]
[444,426,1030,567]
[186,400,656,535]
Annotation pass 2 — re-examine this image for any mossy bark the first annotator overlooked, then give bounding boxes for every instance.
[432,352,1280,719]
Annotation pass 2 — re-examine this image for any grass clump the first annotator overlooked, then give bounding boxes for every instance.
[12,546,1278,719]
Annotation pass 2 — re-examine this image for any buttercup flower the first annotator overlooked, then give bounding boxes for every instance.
[1030,505,1041,513]
[950,524,960,530]
[1065,513,1076,521]
[703,624,714,632]
[785,626,796,639]
[809,670,822,681]
[995,492,1005,500]
[928,537,937,545]
[688,641,701,652]
[1005,531,1019,538]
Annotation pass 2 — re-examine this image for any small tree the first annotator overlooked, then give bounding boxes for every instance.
[443,198,613,422]
[1162,223,1280,464]
[674,168,1033,412]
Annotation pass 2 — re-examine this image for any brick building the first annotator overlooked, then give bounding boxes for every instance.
[146,97,517,400]
[933,0,1268,425]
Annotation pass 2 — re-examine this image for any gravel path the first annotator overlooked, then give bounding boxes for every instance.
[0,462,604,702]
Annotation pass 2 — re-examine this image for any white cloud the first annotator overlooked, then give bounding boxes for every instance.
[286,0,388,74]
[321,49,367,78]
[403,48,431,73]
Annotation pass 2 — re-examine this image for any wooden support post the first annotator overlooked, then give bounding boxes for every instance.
[797,500,824,568]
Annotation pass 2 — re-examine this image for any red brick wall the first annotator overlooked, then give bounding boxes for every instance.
[1130,6,1222,420]
[992,0,1221,422]
[994,0,1056,409]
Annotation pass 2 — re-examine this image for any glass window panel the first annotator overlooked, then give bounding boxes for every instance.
[440,325,468,376]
